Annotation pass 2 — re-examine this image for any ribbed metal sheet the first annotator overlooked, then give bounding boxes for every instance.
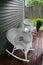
[0,0,24,54]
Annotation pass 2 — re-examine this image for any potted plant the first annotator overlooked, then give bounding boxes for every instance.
[36,20,42,32]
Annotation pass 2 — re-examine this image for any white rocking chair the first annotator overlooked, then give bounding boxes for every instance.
[6,28,34,62]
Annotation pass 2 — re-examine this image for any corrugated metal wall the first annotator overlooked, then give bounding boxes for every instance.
[0,0,24,54]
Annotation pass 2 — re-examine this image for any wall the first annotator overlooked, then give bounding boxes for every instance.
[0,0,24,54]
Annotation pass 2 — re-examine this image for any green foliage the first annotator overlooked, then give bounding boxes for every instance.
[25,0,43,7]
[32,0,39,6]
[40,26,43,30]
[32,18,43,23]
[32,18,43,30]
[36,20,42,29]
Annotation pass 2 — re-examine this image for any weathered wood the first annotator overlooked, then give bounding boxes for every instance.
[25,6,43,18]
[0,31,43,65]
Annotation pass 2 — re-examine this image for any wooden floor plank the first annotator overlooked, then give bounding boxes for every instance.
[0,30,43,65]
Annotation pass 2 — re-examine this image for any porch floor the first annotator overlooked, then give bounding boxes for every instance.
[0,31,43,65]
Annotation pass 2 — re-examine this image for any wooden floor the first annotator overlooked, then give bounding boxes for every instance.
[0,31,43,65]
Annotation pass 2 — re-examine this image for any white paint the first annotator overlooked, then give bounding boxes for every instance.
[6,28,33,62]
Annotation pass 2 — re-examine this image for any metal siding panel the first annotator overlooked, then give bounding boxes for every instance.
[0,0,24,54]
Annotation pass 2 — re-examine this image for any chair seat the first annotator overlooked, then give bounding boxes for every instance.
[6,28,33,62]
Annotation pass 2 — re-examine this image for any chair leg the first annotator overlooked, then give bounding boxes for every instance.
[25,50,28,60]
[12,47,15,53]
